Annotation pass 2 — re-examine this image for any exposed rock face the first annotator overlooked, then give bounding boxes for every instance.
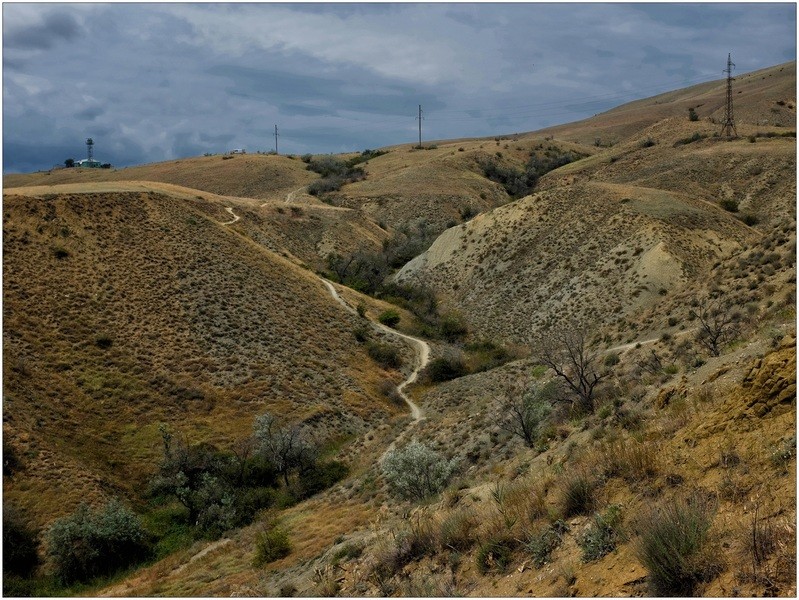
[738,337,796,420]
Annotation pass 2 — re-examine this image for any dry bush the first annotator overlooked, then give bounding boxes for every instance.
[597,438,659,483]
[634,494,721,596]
[558,470,598,518]
[439,507,478,551]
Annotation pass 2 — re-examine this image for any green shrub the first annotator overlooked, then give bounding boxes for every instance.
[739,213,759,226]
[297,460,348,499]
[51,245,70,259]
[424,356,469,383]
[526,523,565,567]
[3,506,40,578]
[382,441,458,501]
[719,198,739,212]
[254,524,291,565]
[47,500,149,584]
[635,496,718,596]
[439,312,469,341]
[378,310,401,328]
[688,108,699,122]
[366,341,402,369]
[579,505,622,562]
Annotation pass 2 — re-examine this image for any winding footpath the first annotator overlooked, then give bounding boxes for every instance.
[219,207,240,225]
[219,207,427,425]
[321,279,428,423]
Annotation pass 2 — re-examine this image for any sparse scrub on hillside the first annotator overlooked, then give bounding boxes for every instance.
[382,441,458,501]
[673,132,706,146]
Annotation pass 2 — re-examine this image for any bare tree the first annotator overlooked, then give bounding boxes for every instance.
[254,413,318,486]
[493,379,556,447]
[690,295,741,356]
[535,323,607,414]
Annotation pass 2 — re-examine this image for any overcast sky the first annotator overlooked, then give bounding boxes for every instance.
[3,2,796,173]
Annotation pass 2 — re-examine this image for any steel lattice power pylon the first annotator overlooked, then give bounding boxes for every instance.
[720,53,738,138]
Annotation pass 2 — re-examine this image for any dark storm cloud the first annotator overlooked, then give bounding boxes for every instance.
[2,3,796,173]
[5,11,83,50]
[207,64,444,118]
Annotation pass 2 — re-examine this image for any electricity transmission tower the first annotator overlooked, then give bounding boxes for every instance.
[720,53,738,138]
[86,138,94,161]
[274,125,280,155]
[416,104,424,148]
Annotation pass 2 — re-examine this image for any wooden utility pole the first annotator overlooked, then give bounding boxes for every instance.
[274,125,280,155]
[720,53,737,138]
[417,104,423,148]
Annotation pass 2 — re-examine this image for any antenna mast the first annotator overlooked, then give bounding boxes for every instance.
[720,53,737,138]
[86,138,94,161]
[274,125,280,155]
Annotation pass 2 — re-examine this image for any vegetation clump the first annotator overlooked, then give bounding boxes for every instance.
[382,441,458,501]
[254,521,291,565]
[46,500,149,584]
[635,495,719,596]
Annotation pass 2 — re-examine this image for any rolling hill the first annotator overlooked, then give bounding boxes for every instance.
[2,61,795,598]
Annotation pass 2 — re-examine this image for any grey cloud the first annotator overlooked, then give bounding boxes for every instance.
[76,106,105,121]
[5,11,83,50]
[199,132,235,145]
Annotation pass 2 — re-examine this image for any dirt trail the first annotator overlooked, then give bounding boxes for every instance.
[219,207,240,225]
[320,280,427,422]
[605,328,695,354]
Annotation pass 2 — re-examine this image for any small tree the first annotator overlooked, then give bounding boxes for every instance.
[690,294,741,356]
[688,108,699,122]
[64,158,75,168]
[534,322,607,414]
[382,441,457,501]
[494,379,556,447]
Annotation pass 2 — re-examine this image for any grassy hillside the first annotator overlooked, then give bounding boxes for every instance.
[3,185,406,529]
[3,154,318,202]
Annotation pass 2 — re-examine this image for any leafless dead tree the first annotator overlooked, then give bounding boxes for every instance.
[534,322,607,414]
[690,295,741,356]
